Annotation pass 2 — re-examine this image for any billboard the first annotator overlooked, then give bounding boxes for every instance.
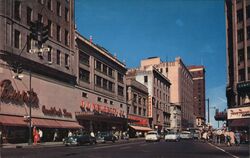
[227,107,250,119]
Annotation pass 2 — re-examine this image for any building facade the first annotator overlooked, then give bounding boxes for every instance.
[188,65,206,127]
[126,78,151,137]
[153,57,194,129]
[225,0,250,129]
[169,103,181,132]
[127,59,171,133]
[0,0,81,143]
[75,33,127,133]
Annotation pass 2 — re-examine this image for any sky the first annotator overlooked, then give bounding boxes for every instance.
[75,0,227,128]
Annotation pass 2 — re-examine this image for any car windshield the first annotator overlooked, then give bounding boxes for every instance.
[147,131,157,135]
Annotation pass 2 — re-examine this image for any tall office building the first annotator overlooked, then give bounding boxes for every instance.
[225,0,250,129]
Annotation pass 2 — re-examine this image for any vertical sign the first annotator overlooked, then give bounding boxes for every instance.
[148,96,153,118]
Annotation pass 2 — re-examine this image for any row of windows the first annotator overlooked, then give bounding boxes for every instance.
[15,1,70,46]
[153,87,170,102]
[237,5,250,23]
[131,106,146,116]
[14,29,69,68]
[15,0,69,22]
[132,93,147,106]
[238,67,250,82]
[95,60,114,78]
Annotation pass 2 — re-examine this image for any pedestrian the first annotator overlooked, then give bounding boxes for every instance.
[202,131,207,142]
[229,130,235,145]
[68,130,72,137]
[38,129,43,143]
[53,130,58,142]
[33,126,39,145]
[235,131,241,146]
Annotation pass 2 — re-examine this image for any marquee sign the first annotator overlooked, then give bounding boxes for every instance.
[81,100,125,118]
[227,107,250,119]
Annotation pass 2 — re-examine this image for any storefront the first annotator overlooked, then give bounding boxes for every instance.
[128,114,152,137]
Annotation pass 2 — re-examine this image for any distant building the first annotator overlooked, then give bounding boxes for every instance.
[169,103,181,132]
[127,63,171,133]
[153,57,194,129]
[188,65,206,127]
[225,0,250,129]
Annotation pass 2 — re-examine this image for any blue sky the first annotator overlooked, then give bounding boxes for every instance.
[75,0,227,128]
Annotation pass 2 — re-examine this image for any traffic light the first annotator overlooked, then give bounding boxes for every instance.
[30,21,38,41]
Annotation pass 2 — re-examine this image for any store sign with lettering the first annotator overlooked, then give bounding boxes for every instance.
[148,96,152,118]
[42,105,72,118]
[227,107,250,119]
[81,100,125,118]
[0,79,39,107]
[128,114,148,126]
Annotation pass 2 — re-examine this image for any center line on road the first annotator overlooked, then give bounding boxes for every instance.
[208,142,240,158]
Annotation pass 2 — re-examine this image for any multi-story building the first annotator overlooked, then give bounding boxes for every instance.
[126,78,151,137]
[127,58,171,133]
[225,0,250,129]
[188,65,206,127]
[0,0,81,143]
[153,57,194,129]
[75,33,127,133]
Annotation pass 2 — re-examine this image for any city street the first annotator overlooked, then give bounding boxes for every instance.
[1,140,249,158]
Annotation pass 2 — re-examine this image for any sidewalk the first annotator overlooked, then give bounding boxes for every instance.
[1,137,145,149]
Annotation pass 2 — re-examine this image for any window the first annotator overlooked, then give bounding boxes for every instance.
[237,9,243,23]
[166,67,168,73]
[97,97,102,102]
[104,99,108,103]
[108,67,113,77]
[96,75,102,87]
[47,0,52,11]
[48,46,52,62]
[56,50,61,65]
[237,29,244,43]
[57,25,61,41]
[14,30,20,49]
[144,76,148,83]
[157,114,160,122]
[247,5,250,19]
[82,92,88,98]
[14,1,21,21]
[48,20,52,37]
[118,86,124,96]
[65,30,69,46]
[38,13,43,23]
[57,1,61,16]
[96,60,102,71]
[160,68,163,73]
[248,47,250,60]
[65,54,69,67]
[247,26,250,40]
[79,52,89,65]
[239,69,245,81]
[79,68,90,83]
[143,109,146,116]
[110,101,113,105]
[138,97,141,105]
[238,49,244,63]
[27,35,31,52]
[120,104,123,108]
[143,98,146,106]
[103,64,107,74]
[27,7,32,25]
[103,79,108,90]
[133,106,137,114]
[118,73,123,83]
[138,107,142,115]
[108,81,113,92]
[65,7,69,21]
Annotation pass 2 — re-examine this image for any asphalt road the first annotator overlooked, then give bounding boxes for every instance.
[1,140,248,158]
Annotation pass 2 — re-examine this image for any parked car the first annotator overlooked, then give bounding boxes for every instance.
[95,133,106,143]
[165,132,180,142]
[63,134,96,146]
[145,131,160,142]
[180,131,193,139]
[100,132,117,143]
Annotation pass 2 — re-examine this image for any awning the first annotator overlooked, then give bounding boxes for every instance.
[129,125,153,131]
[229,118,250,127]
[0,115,83,129]
[0,115,27,126]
